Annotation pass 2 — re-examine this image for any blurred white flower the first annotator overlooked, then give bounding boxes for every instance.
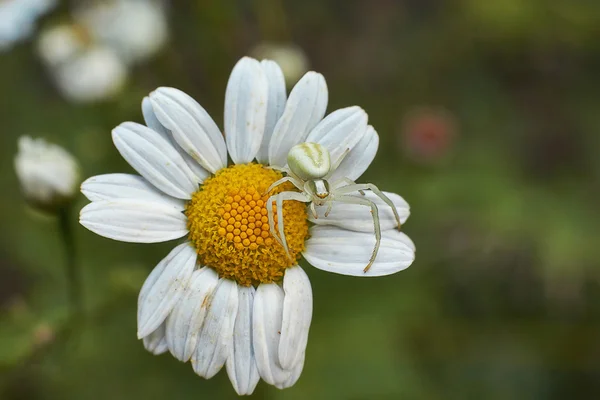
[36,0,167,102]
[0,0,55,51]
[251,43,309,86]
[36,23,86,67]
[15,136,80,210]
[54,46,127,103]
[76,0,168,64]
[37,24,127,102]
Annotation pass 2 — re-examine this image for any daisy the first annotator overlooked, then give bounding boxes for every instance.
[79,56,415,395]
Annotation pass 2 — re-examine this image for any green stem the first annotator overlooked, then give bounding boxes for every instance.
[58,206,82,315]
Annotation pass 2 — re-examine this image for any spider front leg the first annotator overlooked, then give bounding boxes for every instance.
[310,202,318,219]
[332,177,365,195]
[334,183,402,230]
[265,176,305,195]
[334,194,381,273]
[266,191,312,259]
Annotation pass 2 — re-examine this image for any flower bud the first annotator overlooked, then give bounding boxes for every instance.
[14,136,80,212]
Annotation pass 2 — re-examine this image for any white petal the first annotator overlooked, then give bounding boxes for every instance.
[112,122,198,199]
[165,267,219,362]
[305,106,368,166]
[268,71,328,167]
[192,278,239,379]
[226,286,260,396]
[253,283,291,385]
[81,173,184,210]
[256,60,286,164]
[142,322,168,355]
[278,266,312,370]
[275,354,305,389]
[142,96,170,136]
[149,87,227,173]
[137,243,197,337]
[303,226,415,277]
[309,191,410,230]
[142,97,210,183]
[224,57,268,164]
[329,124,379,182]
[79,199,187,243]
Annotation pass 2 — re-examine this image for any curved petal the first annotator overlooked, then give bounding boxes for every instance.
[165,267,219,362]
[275,354,305,389]
[303,226,415,277]
[268,71,328,167]
[305,106,368,166]
[224,57,268,164]
[309,191,410,230]
[142,322,168,355]
[142,97,210,183]
[112,122,198,199]
[329,125,379,182]
[192,278,239,379]
[79,199,187,243]
[279,266,312,370]
[149,87,227,173]
[137,243,197,338]
[81,173,184,210]
[256,60,286,164]
[253,283,291,385]
[226,286,260,396]
[142,96,170,137]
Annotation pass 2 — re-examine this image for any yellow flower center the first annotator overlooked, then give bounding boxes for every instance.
[185,163,308,286]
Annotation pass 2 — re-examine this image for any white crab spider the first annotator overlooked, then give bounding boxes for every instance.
[265,142,402,273]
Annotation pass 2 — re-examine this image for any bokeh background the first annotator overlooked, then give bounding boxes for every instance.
[2,0,600,399]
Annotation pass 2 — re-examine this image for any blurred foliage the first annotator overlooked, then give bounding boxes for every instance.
[1,0,600,399]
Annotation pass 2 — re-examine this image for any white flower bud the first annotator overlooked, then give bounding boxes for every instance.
[14,136,80,211]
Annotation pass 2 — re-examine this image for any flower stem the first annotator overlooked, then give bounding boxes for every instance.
[58,206,82,315]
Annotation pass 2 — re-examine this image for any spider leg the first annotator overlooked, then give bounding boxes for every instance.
[265,176,305,195]
[310,202,318,219]
[334,195,381,273]
[266,191,311,260]
[266,195,282,247]
[332,177,364,195]
[265,165,288,172]
[334,183,401,230]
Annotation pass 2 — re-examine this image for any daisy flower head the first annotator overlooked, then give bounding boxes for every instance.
[80,56,415,395]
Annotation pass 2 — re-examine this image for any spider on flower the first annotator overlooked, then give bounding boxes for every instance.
[265,142,402,272]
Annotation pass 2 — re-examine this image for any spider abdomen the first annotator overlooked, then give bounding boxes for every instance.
[287,142,331,180]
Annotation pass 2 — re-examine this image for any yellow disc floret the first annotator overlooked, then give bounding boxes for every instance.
[185,163,308,286]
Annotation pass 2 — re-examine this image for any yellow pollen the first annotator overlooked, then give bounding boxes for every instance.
[185,163,308,286]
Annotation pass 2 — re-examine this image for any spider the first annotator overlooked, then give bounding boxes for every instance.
[265,142,402,273]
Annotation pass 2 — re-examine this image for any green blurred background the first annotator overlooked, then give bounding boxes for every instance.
[2,1,600,399]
